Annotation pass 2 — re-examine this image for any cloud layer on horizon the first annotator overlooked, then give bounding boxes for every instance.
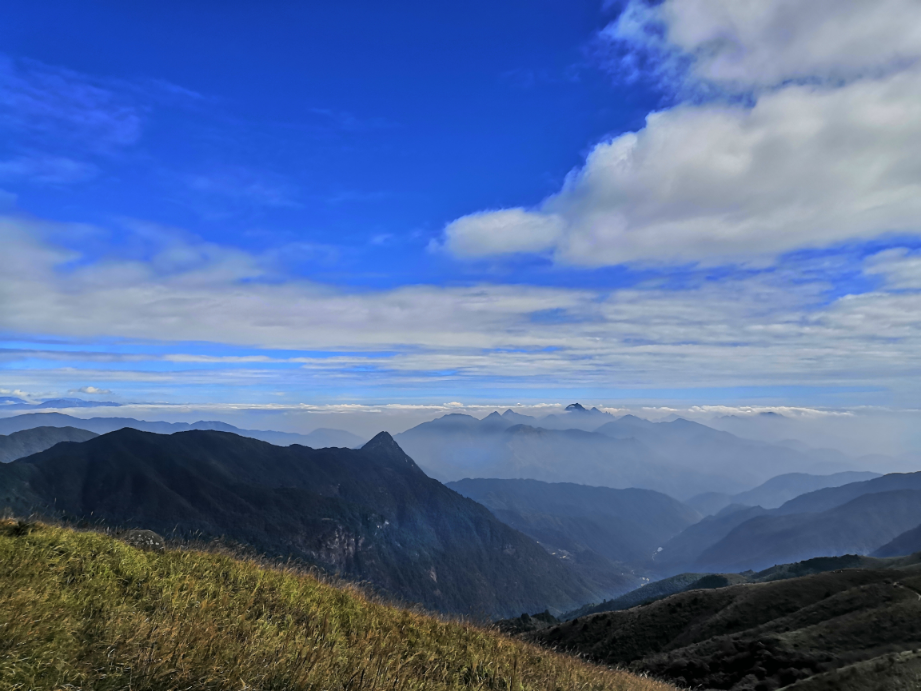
[2,215,920,405]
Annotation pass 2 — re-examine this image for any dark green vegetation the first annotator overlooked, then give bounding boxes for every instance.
[0,411,364,448]
[447,479,700,596]
[565,573,743,620]
[687,471,880,515]
[530,561,921,690]
[0,428,599,617]
[0,521,674,691]
[566,552,921,619]
[495,611,562,635]
[0,425,97,463]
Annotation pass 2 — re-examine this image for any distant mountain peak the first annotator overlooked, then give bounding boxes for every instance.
[565,403,587,412]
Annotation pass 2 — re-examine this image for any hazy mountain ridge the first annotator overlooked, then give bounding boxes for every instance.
[395,408,873,499]
[0,426,98,463]
[0,428,600,617]
[687,471,881,515]
[398,414,733,499]
[0,412,364,449]
[652,471,921,575]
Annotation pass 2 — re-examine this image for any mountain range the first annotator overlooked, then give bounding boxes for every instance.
[0,412,365,450]
[651,471,921,575]
[0,427,599,617]
[394,408,866,499]
[687,470,880,515]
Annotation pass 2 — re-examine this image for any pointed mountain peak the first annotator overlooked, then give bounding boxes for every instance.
[482,411,503,420]
[363,431,400,451]
[362,432,424,472]
[501,409,516,417]
[565,403,587,413]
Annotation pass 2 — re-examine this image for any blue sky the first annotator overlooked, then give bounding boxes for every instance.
[2,0,921,432]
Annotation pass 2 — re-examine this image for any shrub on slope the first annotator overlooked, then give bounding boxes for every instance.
[0,521,673,691]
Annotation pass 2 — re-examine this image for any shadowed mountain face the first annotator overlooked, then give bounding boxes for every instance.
[687,471,881,515]
[0,429,598,617]
[530,566,921,691]
[0,426,98,463]
[0,412,364,449]
[447,479,700,592]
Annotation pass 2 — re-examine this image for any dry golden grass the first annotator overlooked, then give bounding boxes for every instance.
[0,520,674,691]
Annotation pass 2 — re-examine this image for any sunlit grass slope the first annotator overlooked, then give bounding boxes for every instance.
[0,521,673,691]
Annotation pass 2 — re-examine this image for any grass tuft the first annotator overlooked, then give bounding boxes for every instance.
[0,520,674,691]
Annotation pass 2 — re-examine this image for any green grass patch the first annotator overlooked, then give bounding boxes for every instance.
[0,520,673,691]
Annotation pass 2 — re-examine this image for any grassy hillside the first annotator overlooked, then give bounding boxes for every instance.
[0,520,673,691]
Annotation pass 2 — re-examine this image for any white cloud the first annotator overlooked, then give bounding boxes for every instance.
[69,386,112,395]
[443,0,921,265]
[442,208,564,257]
[608,0,921,89]
[865,248,921,290]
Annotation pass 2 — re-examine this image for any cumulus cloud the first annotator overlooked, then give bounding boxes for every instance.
[443,0,921,265]
[606,0,921,89]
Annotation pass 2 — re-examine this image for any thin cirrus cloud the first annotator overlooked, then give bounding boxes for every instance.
[2,215,921,397]
[0,155,99,185]
[441,0,921,266]
[0,55,143,151]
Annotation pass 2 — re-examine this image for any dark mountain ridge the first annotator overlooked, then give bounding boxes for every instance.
[0,428,597,617]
